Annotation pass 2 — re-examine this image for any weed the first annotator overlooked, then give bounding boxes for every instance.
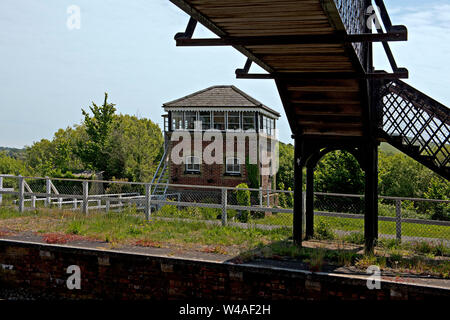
[314,220,335,240]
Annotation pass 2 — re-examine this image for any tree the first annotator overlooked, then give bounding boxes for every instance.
[276,142,294,190]
[77,93,116,176]
[25,126,86,176]
[0,152,28,175]
[106,115,164,182]
[314,150,364,194]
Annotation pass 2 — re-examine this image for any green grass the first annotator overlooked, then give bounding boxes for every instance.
[0,206,448,277]
[250,212,449,240]
[0,206,291,250]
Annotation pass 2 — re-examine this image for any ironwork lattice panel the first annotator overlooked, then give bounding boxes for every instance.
[379,80,450,171]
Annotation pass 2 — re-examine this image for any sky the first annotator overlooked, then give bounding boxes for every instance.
[0,0,449,148]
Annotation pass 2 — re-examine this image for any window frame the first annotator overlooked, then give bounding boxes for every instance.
[185,156,201,173]
[242,112,256,131]
[199,111,211,130]
[213,111,225,131]
[225,157,241,175]
[227,111,241,130]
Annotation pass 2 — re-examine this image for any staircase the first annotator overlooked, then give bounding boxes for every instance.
[150,144,170,209]
[377,79,450,180]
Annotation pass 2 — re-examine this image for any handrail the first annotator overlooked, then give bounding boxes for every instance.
[150,144,169,186]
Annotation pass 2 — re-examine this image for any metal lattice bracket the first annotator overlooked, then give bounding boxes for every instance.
[378,80,450,178]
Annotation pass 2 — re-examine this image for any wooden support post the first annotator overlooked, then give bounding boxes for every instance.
[305,166,314,239]
[293,137,303,246]
[221,188,228,226]
[18,175,24,213]
[82,181,89,214]
[364,143,379,254]
[395,199,402,241]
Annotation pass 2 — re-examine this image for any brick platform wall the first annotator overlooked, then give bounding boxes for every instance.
[0,240,447,300]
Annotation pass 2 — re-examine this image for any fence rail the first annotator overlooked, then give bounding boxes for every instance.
[0,174,449,244]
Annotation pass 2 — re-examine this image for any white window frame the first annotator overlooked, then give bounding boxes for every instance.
[185,156,200,173]
[242,112,256,131]
[227,111,241,130]
[199,111,211,130]
[213,111,225,131]
[226,157,241,174]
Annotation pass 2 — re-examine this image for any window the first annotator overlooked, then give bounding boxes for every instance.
[243,112,255,130]
[184,111,197,130]
[226,158,240,174]
[199,111,211,130]
[227,112,240,130]
[172,112,183,130]
[260,115,274,135]
[185,156,200,173]
[213,111,225,130]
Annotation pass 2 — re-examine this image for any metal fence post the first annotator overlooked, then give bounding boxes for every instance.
[221,188,227,226]
[266,186,270,207]
[45,176,51,207]
[0,176,3,205]
[82,181,89,214]
[105,199,110,212]
[259,187,263,206]
[145,183,151,221]
[73,198,77,210]
[395,199,402,241]
[18,175,24,213]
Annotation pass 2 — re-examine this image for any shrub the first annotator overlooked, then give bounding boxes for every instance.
[235,183,251,223]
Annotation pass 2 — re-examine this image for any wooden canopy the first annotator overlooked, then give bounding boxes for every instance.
[169,0,385,137]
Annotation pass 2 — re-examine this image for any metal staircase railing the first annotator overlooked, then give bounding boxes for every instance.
[377,79,450,180]
[150,144,170,197]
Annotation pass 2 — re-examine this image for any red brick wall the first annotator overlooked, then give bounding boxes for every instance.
[0,240,445,300]
[168,133,251,188]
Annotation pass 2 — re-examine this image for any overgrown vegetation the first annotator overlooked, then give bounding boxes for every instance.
[0,207,447,277]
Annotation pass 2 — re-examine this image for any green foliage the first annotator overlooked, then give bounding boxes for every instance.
[25,126,86,176]
[315,150,364,194]
[344,231,365,245]
[106,114,163,182]
[77,93,117,176]
[276,142,294,190]
[278,183,288,208]
[378,151,432,198]
[245,156,259,189]
[314,220,335,240]
[0,151,28,175]
[235,183,251,223]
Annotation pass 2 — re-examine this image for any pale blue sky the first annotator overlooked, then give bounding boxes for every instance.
[1,0,449,148]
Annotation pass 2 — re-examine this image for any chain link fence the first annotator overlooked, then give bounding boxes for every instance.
[0,174,449,245]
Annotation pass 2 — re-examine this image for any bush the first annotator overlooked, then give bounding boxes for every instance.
[235,183,251,223]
